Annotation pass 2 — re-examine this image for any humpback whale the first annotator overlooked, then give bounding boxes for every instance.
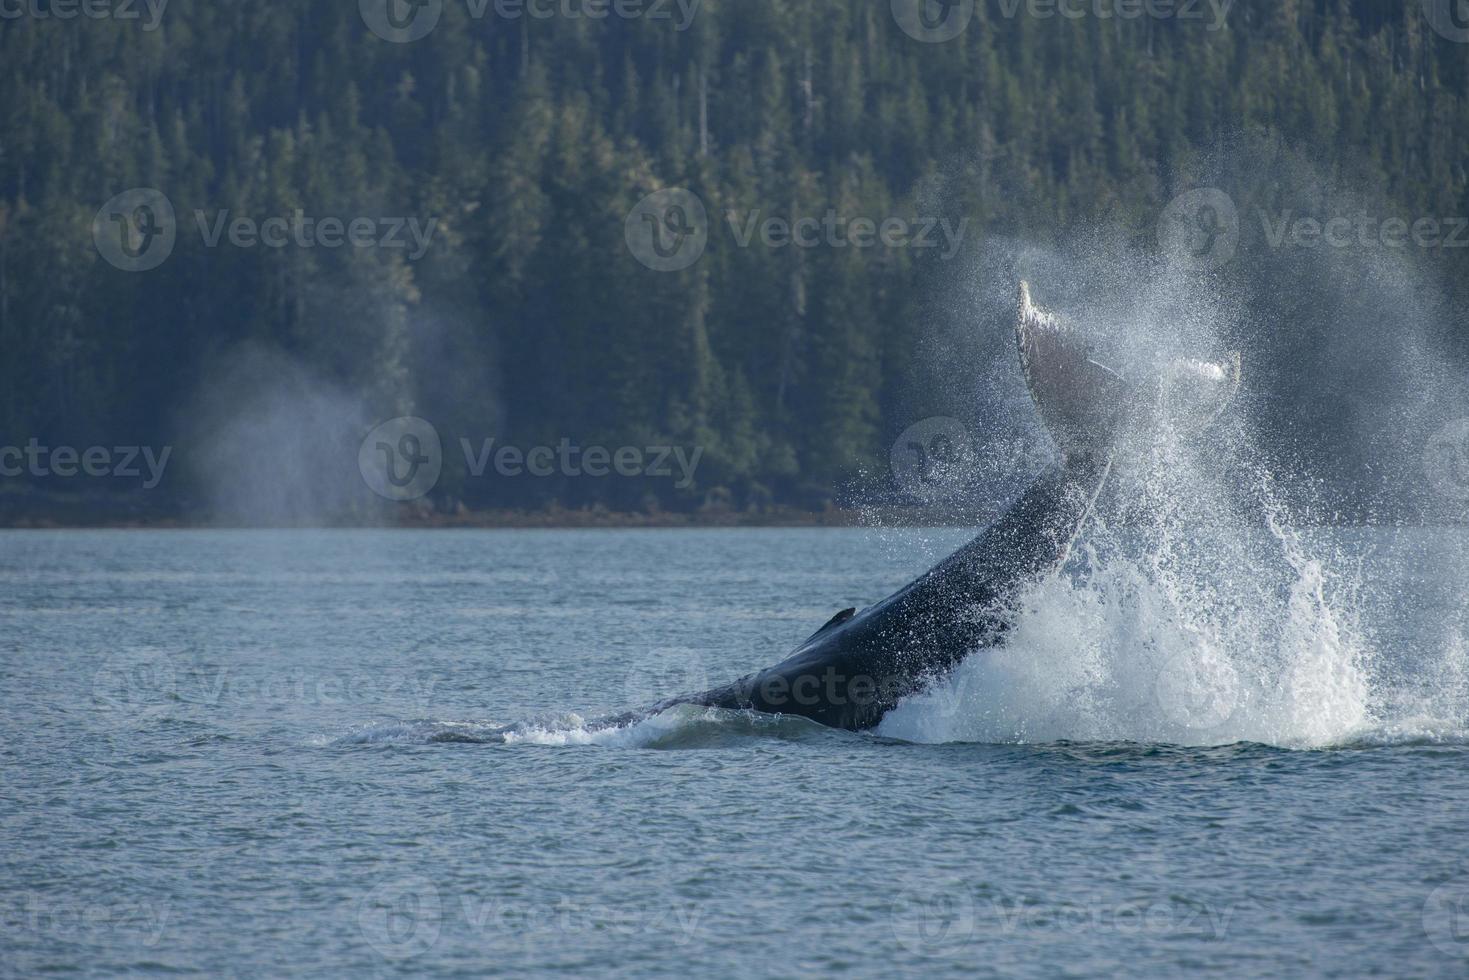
[650,282,1241,732]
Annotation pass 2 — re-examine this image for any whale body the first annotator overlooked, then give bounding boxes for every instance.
[651,282,1240,732]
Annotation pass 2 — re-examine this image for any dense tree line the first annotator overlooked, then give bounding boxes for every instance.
[0,0,1465,520]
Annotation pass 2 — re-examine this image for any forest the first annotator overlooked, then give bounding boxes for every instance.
[1,0,1466,522]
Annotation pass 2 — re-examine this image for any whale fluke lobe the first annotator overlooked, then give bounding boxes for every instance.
[651,280,1242,732]
[1017,280,1243,456]
[1016,280,1131,465]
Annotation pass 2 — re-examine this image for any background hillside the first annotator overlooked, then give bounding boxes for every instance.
[1,0,1466,522]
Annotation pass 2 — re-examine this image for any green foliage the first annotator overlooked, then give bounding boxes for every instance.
[0,0,1464,511]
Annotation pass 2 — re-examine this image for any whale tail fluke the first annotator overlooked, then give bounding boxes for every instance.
[1016,281,1241,464]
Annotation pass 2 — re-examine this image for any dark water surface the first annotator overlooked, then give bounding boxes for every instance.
[3,528,1468,977]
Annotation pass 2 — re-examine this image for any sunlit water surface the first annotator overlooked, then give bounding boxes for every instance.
[3,527,1469,977]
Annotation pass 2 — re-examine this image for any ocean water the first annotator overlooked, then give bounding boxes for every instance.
[3,526,1469,977]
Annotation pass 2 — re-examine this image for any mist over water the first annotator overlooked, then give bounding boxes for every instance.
[181,346,383,526]
[874,137,1469,749]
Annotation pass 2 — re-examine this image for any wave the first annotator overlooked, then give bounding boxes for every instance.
[326,704,844,751]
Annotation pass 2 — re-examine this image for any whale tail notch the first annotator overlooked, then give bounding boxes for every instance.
[1015,281,1241,465]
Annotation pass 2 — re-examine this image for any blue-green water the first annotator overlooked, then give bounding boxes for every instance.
[3,528,1469,977]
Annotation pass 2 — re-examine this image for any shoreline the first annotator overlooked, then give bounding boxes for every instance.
[0,505,955,530]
